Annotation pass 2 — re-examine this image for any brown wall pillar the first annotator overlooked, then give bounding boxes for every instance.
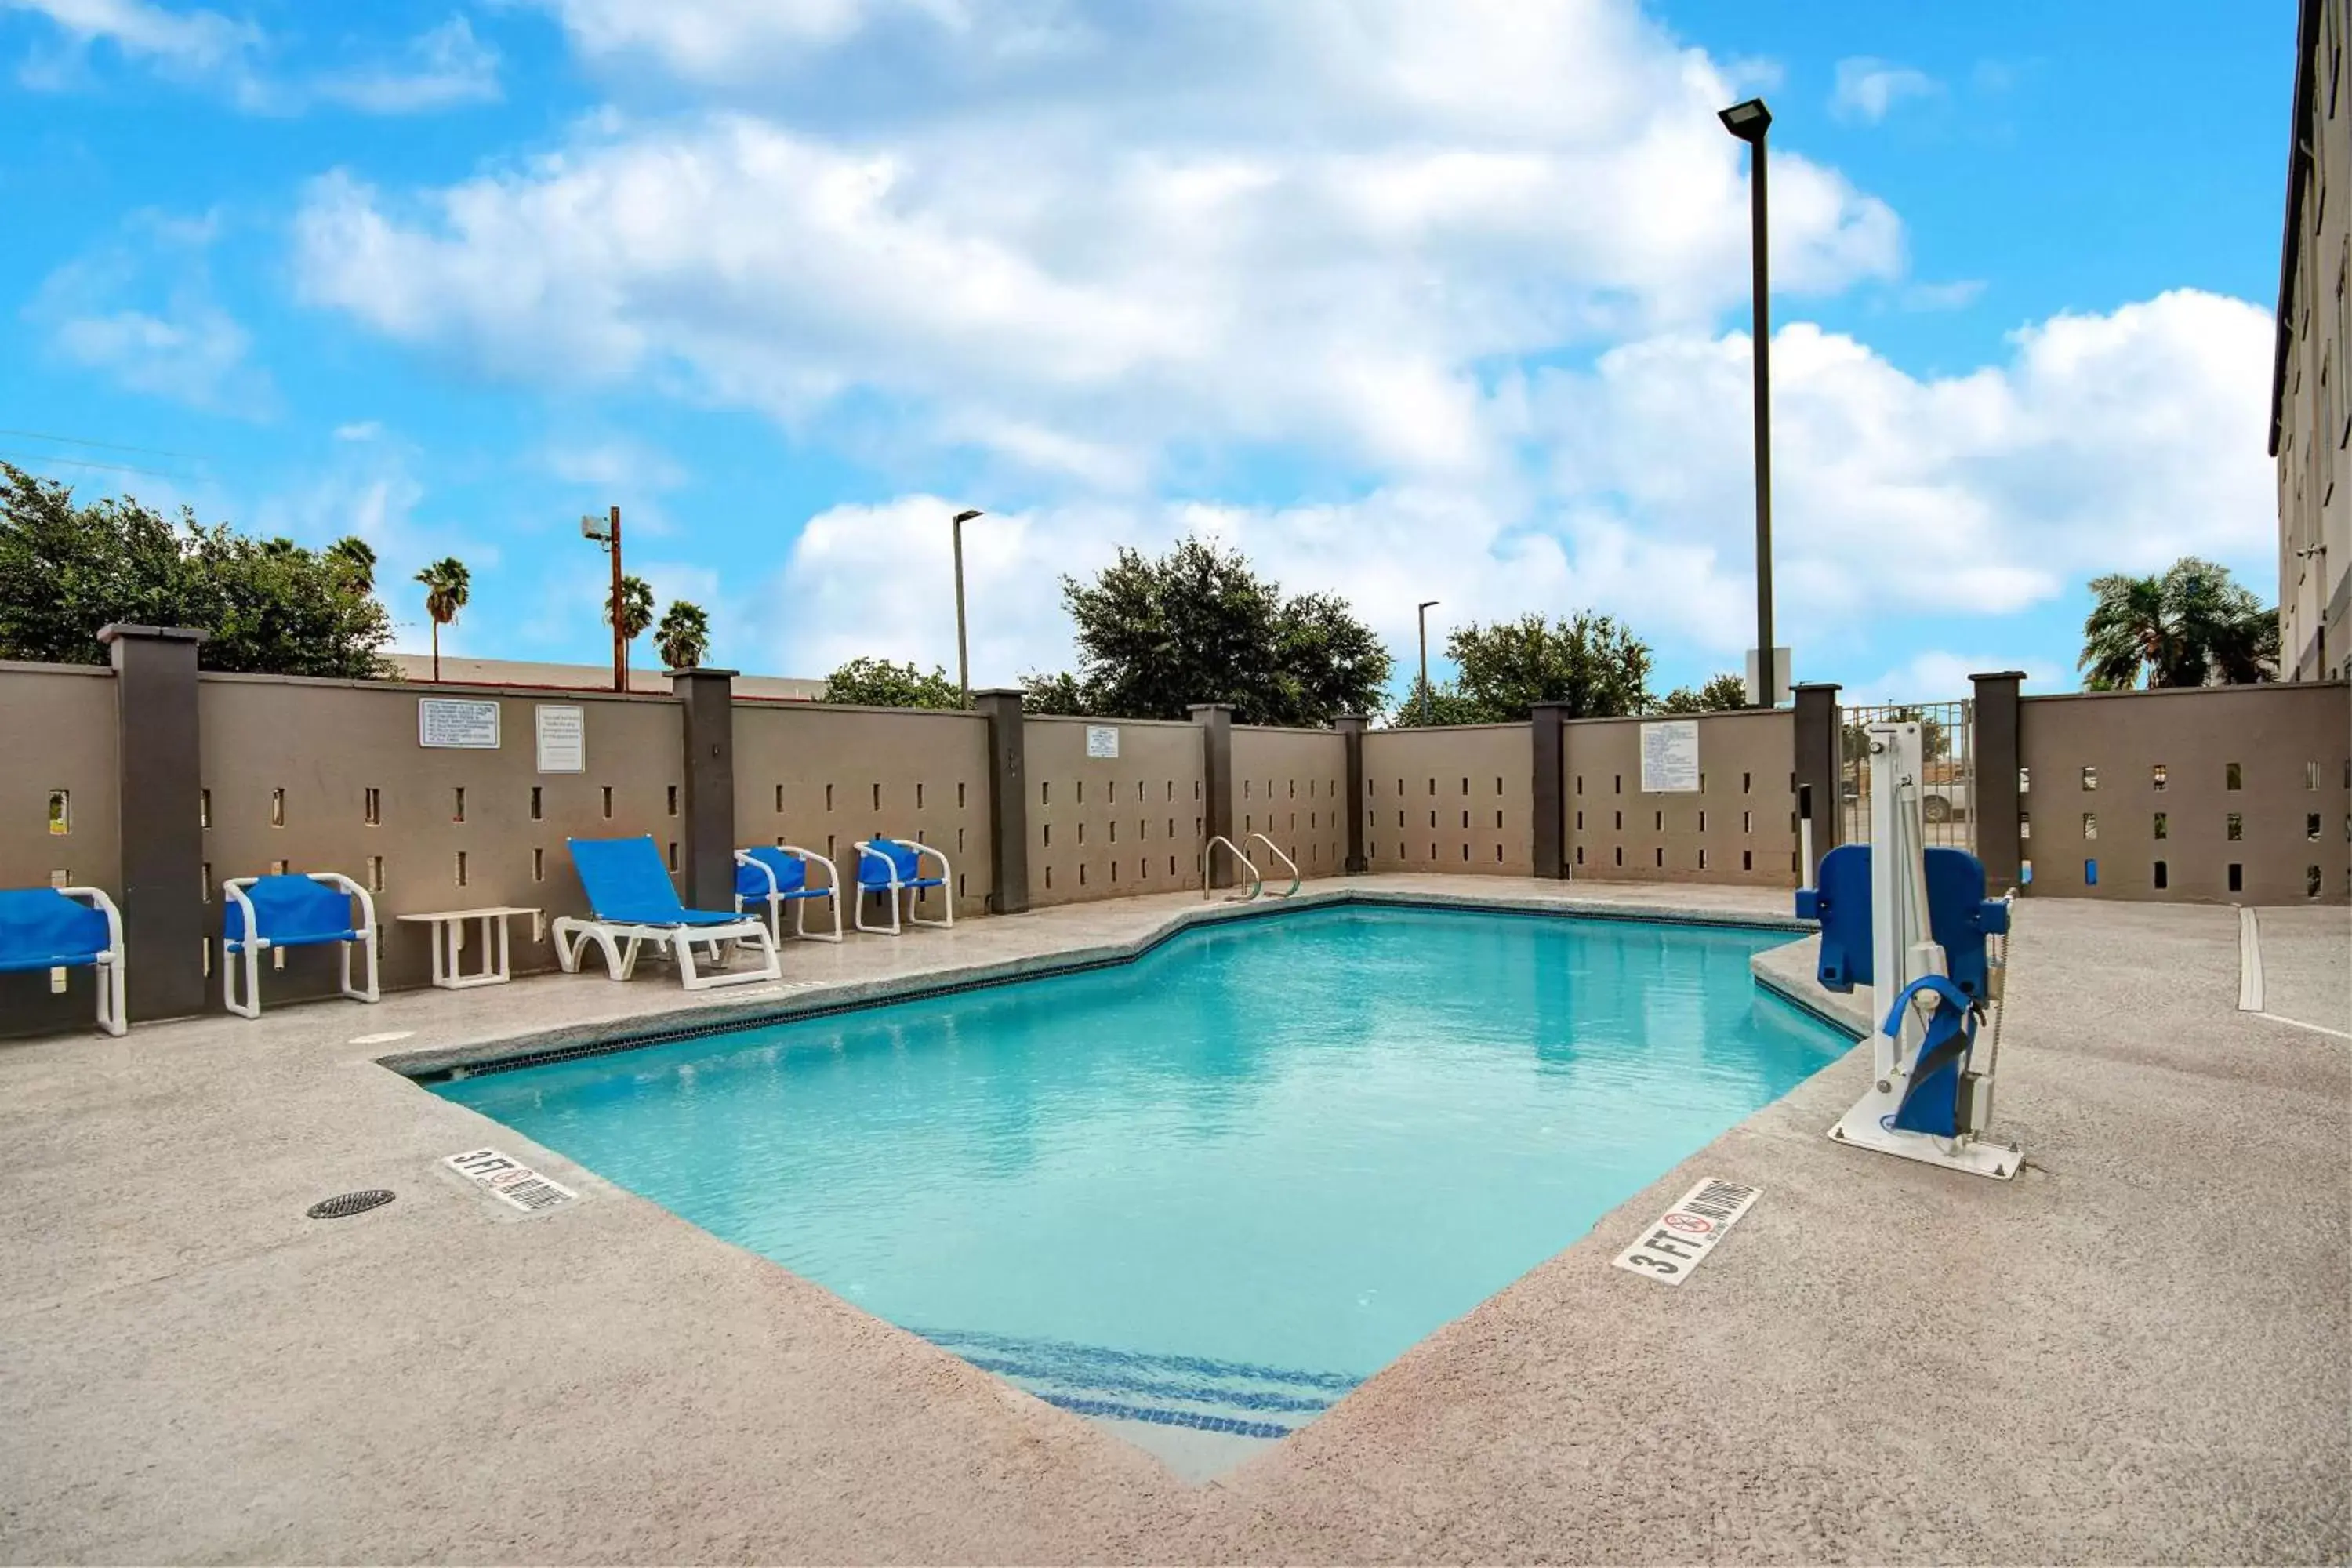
[1971,670,2027,891]
[1189,702,1236,887]
[96,624,208,1022]
[1531,702,1570,880]
[1334,713,1367,873]
[974,689,1029,914]
[1792,681,1841,886]
[670,667,737,910]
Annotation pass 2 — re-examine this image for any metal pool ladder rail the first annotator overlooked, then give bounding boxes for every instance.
[1247,833,1301,898]
[1203,836,1264,902]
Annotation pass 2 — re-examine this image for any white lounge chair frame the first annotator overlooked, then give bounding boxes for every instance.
[221,872,381,1020]
[56,886,127,1037]
[852,838,954,935]
[550,913,782,990]
[734,846,844,944]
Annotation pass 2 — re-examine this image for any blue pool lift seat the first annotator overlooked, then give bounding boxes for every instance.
[851,837,953,935]
[1796,844,2010,1138]
[552,836,782,990]
[0,885,126,1036]
[733,844,844,944]
[222,871,379,1019]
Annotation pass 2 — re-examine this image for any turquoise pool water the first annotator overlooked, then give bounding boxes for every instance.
[434,905,1844,1444]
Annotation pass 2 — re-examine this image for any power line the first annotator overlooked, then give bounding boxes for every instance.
[0,426,208,460]
[0,451,193,481]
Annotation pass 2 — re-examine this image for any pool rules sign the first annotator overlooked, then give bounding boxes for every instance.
[1612,1178,1760,1285]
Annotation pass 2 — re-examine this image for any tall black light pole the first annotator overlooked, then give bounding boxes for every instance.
[952,508,983,706]
[1719,96,1777,707]
[1417,600,1439,724]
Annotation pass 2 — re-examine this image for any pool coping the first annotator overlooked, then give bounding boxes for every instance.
[382,885,1822,1082]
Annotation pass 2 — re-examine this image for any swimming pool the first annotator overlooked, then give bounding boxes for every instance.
[434,903,1845,1466]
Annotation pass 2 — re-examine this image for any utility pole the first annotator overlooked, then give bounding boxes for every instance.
[608,505,624,693]
[953,509,982,706]
[1417,600,1439,724]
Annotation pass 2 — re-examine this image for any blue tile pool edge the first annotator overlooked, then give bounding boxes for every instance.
[386,888,1821,1085]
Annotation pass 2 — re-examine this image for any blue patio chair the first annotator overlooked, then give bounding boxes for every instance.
[222,872,379,1019]
[553,836,782,990]
[0,885,126,1036]
[734,844,844,944]
[851,837,953,935]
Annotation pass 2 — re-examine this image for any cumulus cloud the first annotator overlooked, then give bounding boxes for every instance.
[1831,57,1939,124]
[309,17,499,114]
[27,212,275,416]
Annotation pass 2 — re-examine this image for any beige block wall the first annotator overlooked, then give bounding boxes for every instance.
[1361,724,1534,874]
[1025,716,1205,906]
[1229,726,1349,882]
[732,701,993,916]
[0,664,122,1035]
[2019,683,2350,903]
[196,675,685,997]
[1563,710,1798,886]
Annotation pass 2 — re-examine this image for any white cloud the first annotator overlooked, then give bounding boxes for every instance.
[1901,278,1987,311]
[28,212,274,416]
[310,16,499,114]
[1831,57,1939,125]
[536,434,689,492]
[5,0,257,76]
[1847,650,2067,704]
[333,420,384,441]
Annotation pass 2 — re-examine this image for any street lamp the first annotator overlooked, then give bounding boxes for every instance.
[952,508,984,706]
[580,505,623,692]
[1417,600,1440,724]
[1719,95,1777,707]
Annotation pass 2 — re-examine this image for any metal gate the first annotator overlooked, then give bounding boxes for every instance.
[1839,699,1975,853]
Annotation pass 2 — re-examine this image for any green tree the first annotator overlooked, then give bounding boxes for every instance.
[822,656,966,709]
[604,572,655,686]
[1394,612,1653,725]
[415,557,471,682]
[1048,539,1392,724]
[324,535,378,593]
[1658,672,1751,714]
[654,599,712,671]
[1018,669,1095,715]
[0,463,392,677]
[2080,557,2279,689]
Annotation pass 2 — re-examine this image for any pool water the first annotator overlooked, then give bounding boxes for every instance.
[434,906,1845,1455]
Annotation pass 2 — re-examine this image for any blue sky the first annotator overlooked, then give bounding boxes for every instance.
[0,0,2294,705]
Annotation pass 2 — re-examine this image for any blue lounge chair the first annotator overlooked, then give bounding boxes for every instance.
[734,844,843,944]
[553,836,782,990]
[0,885,126,1036]
[852,837,953,935]
[222,872,379,1019]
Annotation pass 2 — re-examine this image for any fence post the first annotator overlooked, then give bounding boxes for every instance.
[1792,681,1841,887]
[1189,703,1236,886]
[974,689,1029,914]
[96,624,209,1022]
[670,666,738,911]
[1970,670,2027,891]
[1334,713,1367,873]
[1531,702,1570,880]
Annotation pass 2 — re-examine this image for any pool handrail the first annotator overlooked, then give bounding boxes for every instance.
[1246,833,1301,898]
[1203,836,1263,903]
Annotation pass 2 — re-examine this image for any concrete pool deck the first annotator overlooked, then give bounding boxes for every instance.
[1,877,2345,1563]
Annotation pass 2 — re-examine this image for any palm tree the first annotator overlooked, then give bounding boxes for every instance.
[2081,557,2279,690]
[604,573,655,687]
[655,599,712,672]
[415,557,470,682]
[325,536,377,593]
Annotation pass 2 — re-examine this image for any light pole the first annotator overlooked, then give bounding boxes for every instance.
[952,508,983,706]
[1417,600,1440,724]
[579,505,623,691]
[1719,96,1776,707]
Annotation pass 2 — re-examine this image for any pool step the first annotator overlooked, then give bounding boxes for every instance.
[914,1327,1359,1441]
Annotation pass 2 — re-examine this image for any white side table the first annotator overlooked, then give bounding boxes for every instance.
[396,906,540,990]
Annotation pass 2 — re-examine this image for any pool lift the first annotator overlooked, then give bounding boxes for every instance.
[1796,720,2022,1181]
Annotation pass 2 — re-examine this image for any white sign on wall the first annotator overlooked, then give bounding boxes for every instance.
[1639,720,1700,793]
[418,697,500,750]
[535,705,585,773]
[1085,724,1120,760]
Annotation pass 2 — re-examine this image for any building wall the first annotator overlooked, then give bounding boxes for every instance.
[731,701,994,916]
[1229,726,1349,882]
[1023,716,1206,906]
[2018,683,2350,903]
[192,674,688,1001]
[1562,710,1799,886]
[2274,0,2352,682]
[1360,725,1535,874]
[0,663,122,1033]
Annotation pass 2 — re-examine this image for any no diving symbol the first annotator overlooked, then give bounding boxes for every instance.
[1663,1212,1714,1235]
